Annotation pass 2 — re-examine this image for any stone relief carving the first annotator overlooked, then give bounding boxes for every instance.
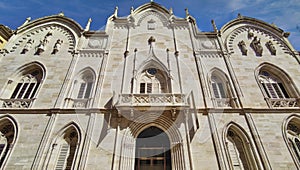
[36,31,52,55]
[87,38,107,49]
[250,36,263,56]
[21,39,34,54]
[147,19,156,30]
[247,29,254,39]
[201,40,214,49]
[266,40,276,55]
[52,39,63,54]
[238,40,247,55]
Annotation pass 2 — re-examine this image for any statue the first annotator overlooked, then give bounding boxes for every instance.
[238,40,247,55]
[21,39,34,54]
[251,36,263,56]
[266,40,276,55]
[52,39,63,54]
[35,32,52,55]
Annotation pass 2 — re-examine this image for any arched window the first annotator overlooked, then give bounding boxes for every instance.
[257,64,299,107]
[66,69,95,108]
[210,70,235,107]
[258,70,289,99]
[286,118,300,166]
[10,69,42,100]
[1,63,44,108]
[47,125,80,170]
[0,117,17,168]
[225,124,258,169]
[135,126,171,170]
[137,68,169,94]
[211,75,226,99]
[76,73,94,99]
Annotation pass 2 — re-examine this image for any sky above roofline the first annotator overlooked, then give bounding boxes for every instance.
[0,0,299,50]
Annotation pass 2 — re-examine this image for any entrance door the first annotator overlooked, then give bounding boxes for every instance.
[135,126,171,170]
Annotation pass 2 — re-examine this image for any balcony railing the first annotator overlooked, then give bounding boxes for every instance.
[212,98,234,108]
[1,98,34,108]
[266,98,299,108]
[116,93,187,107]
[64,98,91,108]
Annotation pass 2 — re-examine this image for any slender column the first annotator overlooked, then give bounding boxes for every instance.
[186,19,208,108]
[171,25,183,93]
[92,52,108,107]
[184,110,193,170]
[32,113,57,169]
[54,51,79,108]
[216,33,243,108]
[166,48,173,93]
[207,113,228,170]
[131,48,137,94]
[245,112,272,169]
[78,113,96,169]
[120,26,131,94]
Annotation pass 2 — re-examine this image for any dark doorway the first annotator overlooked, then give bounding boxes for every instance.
[135,126,171,170]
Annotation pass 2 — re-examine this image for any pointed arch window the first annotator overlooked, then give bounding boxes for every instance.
[210,70,235,107]
[76,73,94,99]
[66,69,95,108]
[257,66,299,107]
[259,70,289,99]
[138,68,169,94]
[10,69,42,99]
[225,125,258,169]
[286,120,300,166]
[211,75,226,99]
[1,64,44,108]
[0,118,17,168]
[47,126,80,170]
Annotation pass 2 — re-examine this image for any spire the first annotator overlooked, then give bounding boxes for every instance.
[21,17,31,27]
[169,8,173,15]
[211,20,218,32]
[84,18,92,31]
[185,8,190,17]
[58,11,64,16]
[131,6,134,14]
[114,6,118,17]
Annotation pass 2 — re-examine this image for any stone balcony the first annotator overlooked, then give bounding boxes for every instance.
[266,98,299,108]
[1,98,35,108]
[115,93,188,109]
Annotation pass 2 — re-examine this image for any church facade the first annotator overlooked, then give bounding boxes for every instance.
[0,2,300,169]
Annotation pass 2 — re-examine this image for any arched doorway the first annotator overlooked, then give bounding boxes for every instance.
[135,126,171,170]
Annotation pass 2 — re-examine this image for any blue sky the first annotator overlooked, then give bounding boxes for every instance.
[0,0,299,50]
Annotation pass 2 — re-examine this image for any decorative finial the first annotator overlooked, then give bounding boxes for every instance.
[185,8,190,17]
[131,7,134,14]
[84,18,92,31]
[150,0,154,2]
[114,6,118,17]
[58,11,64,16]
[169,8,173,15]
[211,20,218,32]
[237,13,242,18]
[21,17,31,27]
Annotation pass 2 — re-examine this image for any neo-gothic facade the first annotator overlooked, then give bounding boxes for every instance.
[0,2,300,170]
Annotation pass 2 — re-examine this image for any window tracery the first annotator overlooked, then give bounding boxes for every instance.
[210,70,235,107]
[257,66,299,107]
[138,68,168,94]
[225,124,258,169]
